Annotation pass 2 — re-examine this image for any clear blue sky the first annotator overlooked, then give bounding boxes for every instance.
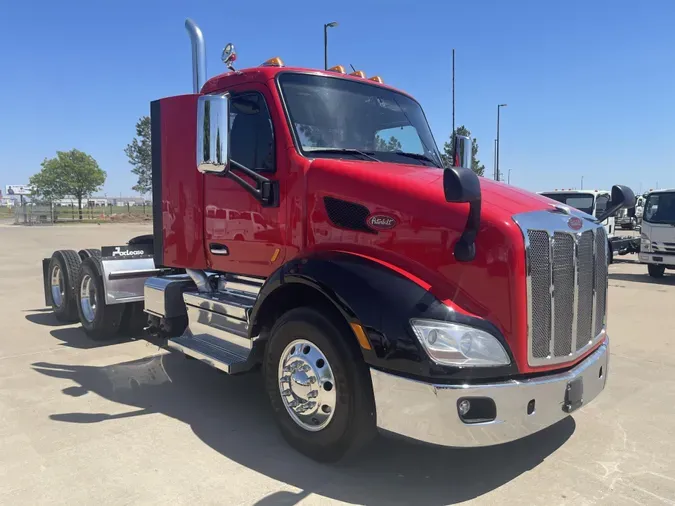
[1,0,673,197]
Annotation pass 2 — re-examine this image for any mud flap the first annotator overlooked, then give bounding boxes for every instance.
[42,257,52,306]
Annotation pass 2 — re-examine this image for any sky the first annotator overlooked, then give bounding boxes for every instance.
[1,0,674,197]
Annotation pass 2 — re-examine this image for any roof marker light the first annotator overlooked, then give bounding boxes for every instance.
[369,75,384,83]
[349,70,366,78]
[328,65,346,74]
[261,57,284,67]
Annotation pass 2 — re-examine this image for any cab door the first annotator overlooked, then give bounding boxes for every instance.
[203,84,286,278]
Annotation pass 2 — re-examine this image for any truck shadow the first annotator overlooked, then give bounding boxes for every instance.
[24,312,72,327]
[609,272,675,285]
[32,353,575,505]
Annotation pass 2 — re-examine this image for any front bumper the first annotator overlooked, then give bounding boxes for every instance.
[639,252,675,266]
[370,339,609,447]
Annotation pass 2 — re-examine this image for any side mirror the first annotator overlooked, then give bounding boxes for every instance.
[443,135,481,262]
[197,93,230,174]
[596,184,635,223]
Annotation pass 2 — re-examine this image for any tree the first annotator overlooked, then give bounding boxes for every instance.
[440,126,485,176]
[30,149,106,220]
[125,116,152,194]
[374,135,402,152]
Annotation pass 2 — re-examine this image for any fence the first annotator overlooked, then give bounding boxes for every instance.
[12,203,152,225]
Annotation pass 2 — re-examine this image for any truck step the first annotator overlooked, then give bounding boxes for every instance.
[167,333,254,374]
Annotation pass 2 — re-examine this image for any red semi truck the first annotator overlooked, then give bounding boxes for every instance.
[42,19,633,462]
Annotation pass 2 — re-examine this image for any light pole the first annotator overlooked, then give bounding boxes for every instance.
[581,176,584,190]
[324,22,339,70]
[496,104,507,181]
[508,169,512,185]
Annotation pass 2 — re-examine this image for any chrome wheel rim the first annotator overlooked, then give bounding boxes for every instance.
[79,274,97,323]
[50,265,64,308]
[278,339,337,432]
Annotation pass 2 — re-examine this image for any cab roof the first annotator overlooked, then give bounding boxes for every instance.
[201,65,414,99]
[539,189,609,196]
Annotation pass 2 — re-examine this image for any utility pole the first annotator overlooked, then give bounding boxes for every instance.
[581,176,584,190]
[508,169,512,185]
[496,104,507,181]
[452,49,455,136]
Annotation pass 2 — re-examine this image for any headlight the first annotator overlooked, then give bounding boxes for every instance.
[640,233,652,252]
[410,319,510,367]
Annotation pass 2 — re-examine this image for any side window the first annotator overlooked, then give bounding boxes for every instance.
[595,194,609,216]
[229,92,275,172]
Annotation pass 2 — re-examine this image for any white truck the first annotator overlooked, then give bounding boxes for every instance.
[539,189,639,262]
[639,189,675,277]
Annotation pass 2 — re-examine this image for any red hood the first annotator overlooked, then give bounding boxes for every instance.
[304,158,548,372]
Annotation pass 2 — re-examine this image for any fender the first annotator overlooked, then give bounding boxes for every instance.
[250,251,518,383]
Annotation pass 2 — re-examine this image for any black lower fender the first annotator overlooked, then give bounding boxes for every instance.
[250,251,518,383]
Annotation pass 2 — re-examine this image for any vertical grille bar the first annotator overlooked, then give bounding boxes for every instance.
[527,230,552,358]
[576,230,594,350]
[594,228,607,336]
[553,233,574,356]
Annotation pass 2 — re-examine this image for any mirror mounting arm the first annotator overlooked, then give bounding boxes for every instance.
[227,160,279,207]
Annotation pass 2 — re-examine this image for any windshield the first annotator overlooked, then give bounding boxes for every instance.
[540,192,595,215]
[278,73,443,167]
[644,192,675,224]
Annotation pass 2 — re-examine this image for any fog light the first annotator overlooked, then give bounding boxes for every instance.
[458,399,471,416]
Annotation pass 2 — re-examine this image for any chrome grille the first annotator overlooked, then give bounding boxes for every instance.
[514,210,608,367]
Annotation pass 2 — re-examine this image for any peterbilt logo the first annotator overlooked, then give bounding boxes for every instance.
[112,246,145,257]
[567,217,583,231]
[367,214,397,230]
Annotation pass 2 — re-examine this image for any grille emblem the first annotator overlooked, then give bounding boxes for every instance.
[567,217,583,231]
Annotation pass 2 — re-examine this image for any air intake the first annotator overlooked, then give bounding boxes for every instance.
[323,197,376,234]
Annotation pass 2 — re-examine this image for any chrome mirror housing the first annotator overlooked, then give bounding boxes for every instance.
[197,93,230,174]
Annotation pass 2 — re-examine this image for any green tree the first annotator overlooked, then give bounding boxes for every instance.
[125,116,152,194]
[440,125,485,176]
[30,149,106,220]
[374,135,402,152]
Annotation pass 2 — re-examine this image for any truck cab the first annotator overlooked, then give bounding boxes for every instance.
[639,189,675,277]
[40,19,635,462]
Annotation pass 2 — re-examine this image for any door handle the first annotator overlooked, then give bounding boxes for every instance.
[209,243,229,256]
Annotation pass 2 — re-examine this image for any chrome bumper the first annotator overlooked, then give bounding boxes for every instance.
[370,339,609,447]
[639,252,675,266]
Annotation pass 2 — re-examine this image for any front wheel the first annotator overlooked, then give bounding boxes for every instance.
[648,264,666,278]
[76,257,124,340]
[264,307,376,462]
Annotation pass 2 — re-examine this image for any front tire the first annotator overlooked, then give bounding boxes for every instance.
[264,307,376,462]
[648,264,666,278]
[76,257,124,340]
[48,250,82,322]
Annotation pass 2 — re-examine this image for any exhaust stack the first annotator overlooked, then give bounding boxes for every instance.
[185,19,206,93]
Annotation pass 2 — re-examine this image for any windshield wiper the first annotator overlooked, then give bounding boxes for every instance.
[391,151,441,167]
[306,148,381,163]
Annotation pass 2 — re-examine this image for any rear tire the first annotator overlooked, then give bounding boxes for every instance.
[76,257,124,340]
[48,250,82,322]
[264,307,376,463]
[648,264,666,278]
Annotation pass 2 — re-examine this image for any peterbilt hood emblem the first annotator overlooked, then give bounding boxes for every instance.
[367,214,397,230]
[567,216,583,231]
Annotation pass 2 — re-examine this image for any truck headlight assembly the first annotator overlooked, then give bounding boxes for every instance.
[410,319,510,367]
[640,233,652,252]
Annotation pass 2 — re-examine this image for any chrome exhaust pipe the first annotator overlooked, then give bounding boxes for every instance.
[185,18,206,93]
[186,269,211,292]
